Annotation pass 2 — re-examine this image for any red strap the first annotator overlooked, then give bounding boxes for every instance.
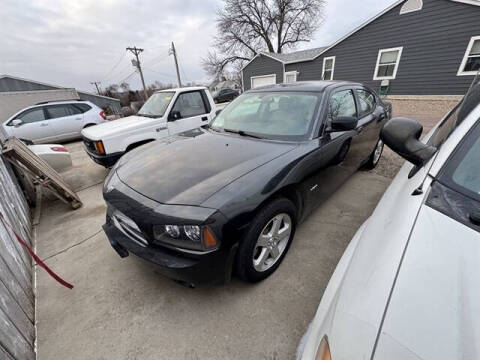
[0,212,73,290]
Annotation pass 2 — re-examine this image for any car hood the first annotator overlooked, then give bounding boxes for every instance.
[116,129,297,206]
[374,205,480,359]
[81,115,161,140]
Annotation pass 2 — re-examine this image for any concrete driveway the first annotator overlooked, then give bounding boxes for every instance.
[35,141,393,360]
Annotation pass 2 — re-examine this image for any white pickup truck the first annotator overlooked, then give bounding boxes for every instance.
[81,86,216,167]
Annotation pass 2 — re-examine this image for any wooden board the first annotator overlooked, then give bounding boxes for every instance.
[1,137,82,209]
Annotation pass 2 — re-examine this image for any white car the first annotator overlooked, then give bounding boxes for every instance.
[298,77,480,360]
[81,86,216,168]
[29,144,72,172]
[1,100,107,144]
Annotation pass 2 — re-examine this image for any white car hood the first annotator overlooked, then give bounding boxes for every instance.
[81,115,160,140]
[375,205,480,359]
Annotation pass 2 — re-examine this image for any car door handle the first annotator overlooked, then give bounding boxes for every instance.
[75,117,82,120]
[201,116,208,121]
[40,123,48,127]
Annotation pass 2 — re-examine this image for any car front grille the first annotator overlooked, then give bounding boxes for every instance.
[112,210,148,247]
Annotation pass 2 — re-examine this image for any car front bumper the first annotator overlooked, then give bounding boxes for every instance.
[103,219,237,286]
[102,172,238,286]
[84,145,123,168]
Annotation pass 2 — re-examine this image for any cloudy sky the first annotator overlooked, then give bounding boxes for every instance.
[0,0,397,93]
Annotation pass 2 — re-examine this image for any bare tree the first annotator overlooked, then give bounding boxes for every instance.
[203,0,325,79]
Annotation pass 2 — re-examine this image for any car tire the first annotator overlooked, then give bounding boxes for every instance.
[20,139,34,145]
[235,197,297,283]
[363,139,384,170]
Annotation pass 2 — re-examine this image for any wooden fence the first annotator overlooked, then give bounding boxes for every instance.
[0,155,35,360]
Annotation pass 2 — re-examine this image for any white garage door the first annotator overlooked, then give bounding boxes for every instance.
[251,74,276,89]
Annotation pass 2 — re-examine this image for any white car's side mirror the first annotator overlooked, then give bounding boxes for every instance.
[12,119,23,127]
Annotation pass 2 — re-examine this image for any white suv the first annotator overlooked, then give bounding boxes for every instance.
[1,100,107,144]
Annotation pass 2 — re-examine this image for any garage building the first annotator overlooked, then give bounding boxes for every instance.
[0,75,121,116]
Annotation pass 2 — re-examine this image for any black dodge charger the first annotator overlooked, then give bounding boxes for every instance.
[102,81,390,286]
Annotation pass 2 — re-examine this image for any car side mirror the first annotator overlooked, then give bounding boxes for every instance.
[329,116,358,132]
[168,110,181,121]
[380,117,437,167]
[12,119,23,127]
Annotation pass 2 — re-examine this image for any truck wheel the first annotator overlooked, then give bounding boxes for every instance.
[235,197,297,283]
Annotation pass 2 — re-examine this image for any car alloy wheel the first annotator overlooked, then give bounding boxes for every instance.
[373,139,384,165]
[252,213,292,272]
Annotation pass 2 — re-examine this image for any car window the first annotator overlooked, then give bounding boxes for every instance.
[46,105,71,119]
[67,104,83,115]
[441,121,480,200]
[139,92,174,118]
[329,90,357,118]
[355,89,375,116]
[211,92,320,141]
[172,91,207,118]
[73,103,92,113]
[15,108,46,123]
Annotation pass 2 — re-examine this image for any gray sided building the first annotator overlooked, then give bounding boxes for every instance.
[242,0,480,97]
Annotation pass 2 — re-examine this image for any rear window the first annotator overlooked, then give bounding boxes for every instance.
[73,103,92,113]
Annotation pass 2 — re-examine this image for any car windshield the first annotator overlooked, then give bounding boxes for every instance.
[210,92,321,140]
[138,92,174,118]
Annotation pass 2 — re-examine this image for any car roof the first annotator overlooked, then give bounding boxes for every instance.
[158,86,207,93]
[34,100,92,106]
[248,80,364,93]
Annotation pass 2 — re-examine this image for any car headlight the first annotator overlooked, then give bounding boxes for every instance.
[153,225,218,252]
[94,140,105,155]
[315,337,332,360]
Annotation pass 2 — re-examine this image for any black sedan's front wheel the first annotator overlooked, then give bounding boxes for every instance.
[236,197,297,282]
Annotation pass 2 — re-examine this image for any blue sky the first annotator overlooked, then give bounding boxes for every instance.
[0,0,397,93]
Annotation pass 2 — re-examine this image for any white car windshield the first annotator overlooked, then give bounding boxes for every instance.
[211,92,321,141]
[138,92,175,118]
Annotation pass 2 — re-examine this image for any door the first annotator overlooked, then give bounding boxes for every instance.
[45,104,84,141]
[251,74,276,89]
[301,89,363,215]
[7,107,55,143]
[167,90,211,134]
[354,88,381,161]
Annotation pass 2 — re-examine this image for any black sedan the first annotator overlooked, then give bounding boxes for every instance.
[102,81,391,286]
[212,88,239,103]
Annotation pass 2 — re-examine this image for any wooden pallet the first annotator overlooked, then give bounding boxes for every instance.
[1,138,82,210]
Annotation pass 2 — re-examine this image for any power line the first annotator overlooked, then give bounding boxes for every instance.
[142,67,177,79]
[118,70,138,84]
[101,51,126,81]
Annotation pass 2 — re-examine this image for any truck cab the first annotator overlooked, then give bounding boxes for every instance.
[82,87,216,167]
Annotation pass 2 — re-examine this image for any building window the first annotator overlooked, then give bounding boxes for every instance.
[400,0,423,14]
[284,71,297,83]
[322,57,335,80]
[373,47,403,80]
[458,36,480,76]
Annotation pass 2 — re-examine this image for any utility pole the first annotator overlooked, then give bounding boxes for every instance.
[90,81,101,95]
[169,42,182,87]
[126,46,148,100]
